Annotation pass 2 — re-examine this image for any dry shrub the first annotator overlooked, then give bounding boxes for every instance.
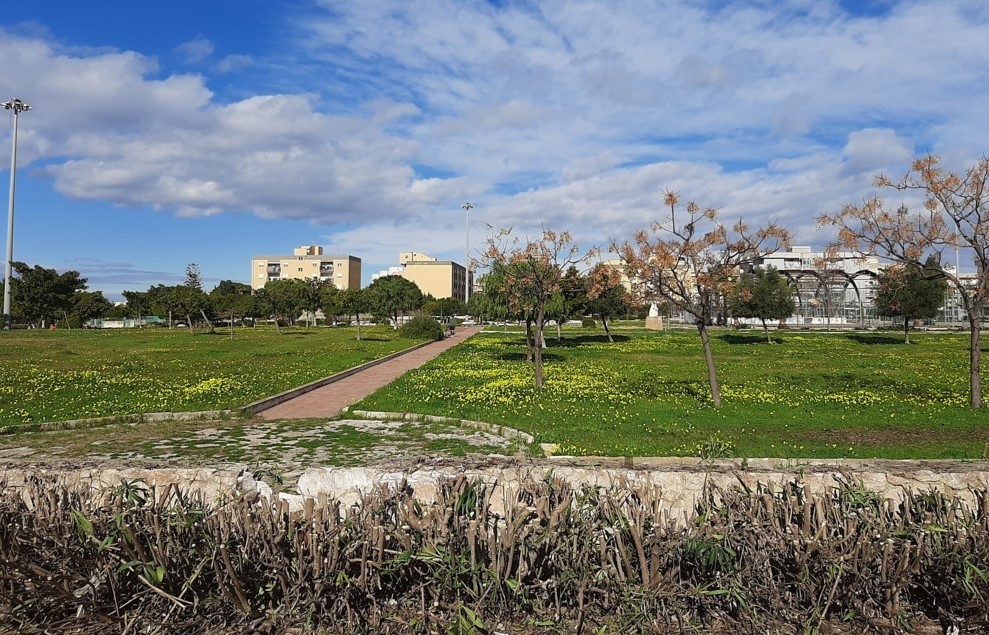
[1,474,988,634]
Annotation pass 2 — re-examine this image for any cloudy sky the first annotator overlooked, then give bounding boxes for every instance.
[1,0,987,299]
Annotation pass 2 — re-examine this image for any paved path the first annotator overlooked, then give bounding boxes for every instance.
[257,327,481,420]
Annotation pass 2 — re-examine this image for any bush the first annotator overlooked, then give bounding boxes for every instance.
[3,477,987,634]
[399,315,444,340]
[581,317,596,328]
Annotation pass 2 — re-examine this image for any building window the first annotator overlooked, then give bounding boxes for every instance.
[298,267,303,272]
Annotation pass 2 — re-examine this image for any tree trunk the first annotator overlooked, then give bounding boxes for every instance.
[186,313,195,334]
[903,316,910,345]
[968,314,983,409]
[556,320,562,341]
[697,322,722,408]
[524,318,534,362]
[761,318,771,344]
[201,309,215,334]
[355,311,362,341]
[602,315,614,343]
[534,307,545,388]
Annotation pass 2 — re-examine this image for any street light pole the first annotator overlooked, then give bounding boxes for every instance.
[3,98,31,331]
[461,201,473,306]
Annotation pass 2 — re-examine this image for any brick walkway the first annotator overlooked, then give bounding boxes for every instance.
[257,327,481,420]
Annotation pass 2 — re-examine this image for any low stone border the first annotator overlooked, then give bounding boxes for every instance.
[292,459,989,517]
[0,464,270,504]
[4,459,987,520]
[241,341,436,416]
[348,409,535,445]
[0,410,233,436]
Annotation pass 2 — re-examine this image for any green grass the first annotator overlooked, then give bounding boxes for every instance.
[354,328,989,459]
[0,326,417,427]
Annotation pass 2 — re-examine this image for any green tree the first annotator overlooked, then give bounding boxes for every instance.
[8,262,88,328]
[466,289,496,324]
[209,280,254,330]
[105,303,129,320]
[184,263,203,291]
[366,275,424,326]
[731,266,796,343]
[338,287,367,340]
[586,263,629,343]
[66,291,113,328]
[262,279,310,328]
[422,297,466,322]
[544,266,590,340]
[544,291,568,340]
[148,284,211,332]
[480,269,515,326]
[874,257,948,344]
[301,279,325,327]
[319,283,342,325]
[121,290,152,320]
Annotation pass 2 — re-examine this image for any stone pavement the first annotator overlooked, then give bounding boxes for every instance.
[257,327,481,420]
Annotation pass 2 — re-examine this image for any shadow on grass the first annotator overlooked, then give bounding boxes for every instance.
[548,334,631,347]
[354,336,390,342]
[845,334,905,345]
[720,333,775,345]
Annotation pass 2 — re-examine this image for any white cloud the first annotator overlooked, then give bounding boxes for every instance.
[175,37,214,64]
[216,54,252,74]
[3,0,989,262]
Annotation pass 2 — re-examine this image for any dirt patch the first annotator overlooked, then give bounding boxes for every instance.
[0,417,521,488]
[804,425,989,451]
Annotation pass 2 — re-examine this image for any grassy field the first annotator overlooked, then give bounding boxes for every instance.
[0,326,416,427]
[354,328,989,459]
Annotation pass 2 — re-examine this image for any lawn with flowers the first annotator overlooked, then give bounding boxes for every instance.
[0,326,415,428]
[355,328,989,459]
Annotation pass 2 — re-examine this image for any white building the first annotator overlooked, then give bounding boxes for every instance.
[754,246,884,325]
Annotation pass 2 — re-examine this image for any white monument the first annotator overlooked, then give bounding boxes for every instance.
[645,302,665,330]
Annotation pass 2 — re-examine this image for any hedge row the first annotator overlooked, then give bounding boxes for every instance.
[1,475,988,633]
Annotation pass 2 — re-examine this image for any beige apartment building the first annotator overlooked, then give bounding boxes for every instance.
[387,252,467,302]
[251,245,361,290]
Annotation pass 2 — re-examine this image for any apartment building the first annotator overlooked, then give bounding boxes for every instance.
[373,252,467,302]
[251,245,361,290]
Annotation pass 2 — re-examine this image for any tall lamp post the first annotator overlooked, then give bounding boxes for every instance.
[461,201,473,306]
[3,98,31,331]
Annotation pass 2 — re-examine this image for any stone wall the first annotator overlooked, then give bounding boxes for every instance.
[293,458,989,517]
[5,458,985,516]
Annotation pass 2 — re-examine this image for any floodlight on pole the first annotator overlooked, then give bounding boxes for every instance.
[3,98,31,331]
[461,201,473,305]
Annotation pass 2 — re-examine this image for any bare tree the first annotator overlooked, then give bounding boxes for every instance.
[484,227,595,388]
[818,154,989,408]
[617,191,791,407]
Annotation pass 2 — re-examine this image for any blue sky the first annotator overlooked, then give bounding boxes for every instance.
[2,0,988,300]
